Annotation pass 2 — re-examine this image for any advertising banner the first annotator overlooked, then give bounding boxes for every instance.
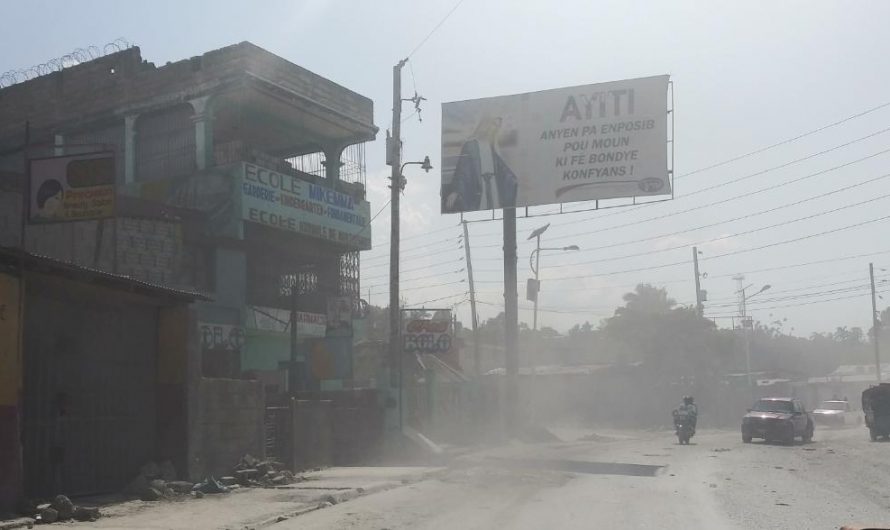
[238,162,372,250]
[326,296,353,332]
[29,152,115,223]
[402,311,454,355]
[245,306,327,338]
[441,75,669,213]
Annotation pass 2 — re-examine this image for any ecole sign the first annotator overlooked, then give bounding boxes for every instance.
[238,162,372,250]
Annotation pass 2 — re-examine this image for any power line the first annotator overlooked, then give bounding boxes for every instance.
[405,291,470,308]
[545,144,890,245]
[707,288,890,315]
[537,214,890,283]
[364,267,464,290]
[709,248,890,279]
[369,223,459,249]
[369,278,466,295]
[567,172,890,255]
[406,0,467,58]
[364,256,464,276]
[702,213,890,262]
[549,193,890,269]
[362,234,462,263]
[681,100,890,179]
[705,274,882,305]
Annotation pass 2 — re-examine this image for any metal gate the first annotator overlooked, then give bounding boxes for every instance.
[22,282,158,497]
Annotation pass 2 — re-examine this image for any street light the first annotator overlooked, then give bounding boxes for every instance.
[527,224,579,330]
[398,156,433,190]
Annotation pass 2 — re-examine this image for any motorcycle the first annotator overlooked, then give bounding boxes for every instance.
[673,410,695,445]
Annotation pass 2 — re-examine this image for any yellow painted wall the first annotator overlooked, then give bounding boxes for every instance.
[0,272,21,407]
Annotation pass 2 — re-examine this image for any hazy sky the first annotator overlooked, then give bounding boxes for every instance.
[4,0,890,336]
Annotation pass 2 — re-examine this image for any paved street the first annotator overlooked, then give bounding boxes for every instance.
[276,426,890,529]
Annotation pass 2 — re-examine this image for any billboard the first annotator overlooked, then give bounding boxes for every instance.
[402,311,454,356]
[441,75,670,213]
[237,162,372,250]
[29,152,115,223]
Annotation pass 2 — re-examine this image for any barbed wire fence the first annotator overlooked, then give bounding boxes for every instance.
[0,38,133,89]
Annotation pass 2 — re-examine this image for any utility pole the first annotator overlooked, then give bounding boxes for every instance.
[503,207,519,436]
[693,246,703,317]
[870,262,882,382]
[734,275,752,390]
[388,58,408,431]
[289,285,301,394]
[462,220,481,376]
[532,233,541,331]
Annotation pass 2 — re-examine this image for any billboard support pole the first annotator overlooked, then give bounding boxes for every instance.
[503,207,519,436]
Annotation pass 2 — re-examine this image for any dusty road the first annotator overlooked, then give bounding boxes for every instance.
[277,426,890,529]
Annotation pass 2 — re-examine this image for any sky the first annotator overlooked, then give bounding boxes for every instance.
[4,0,890,336]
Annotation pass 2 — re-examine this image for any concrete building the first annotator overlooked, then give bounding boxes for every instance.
[0,42,377,393]
[0,42,378,509]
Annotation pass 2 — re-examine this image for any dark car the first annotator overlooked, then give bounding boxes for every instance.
[741,397,814,444]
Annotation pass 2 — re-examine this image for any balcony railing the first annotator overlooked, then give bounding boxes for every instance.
[213,140,366,198]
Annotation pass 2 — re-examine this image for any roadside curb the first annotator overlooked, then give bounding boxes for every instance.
[250,468,447,529]
[0,517,33,530]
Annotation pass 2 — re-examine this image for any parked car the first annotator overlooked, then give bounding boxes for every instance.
[812,399,859,426]
[741,397,814,444]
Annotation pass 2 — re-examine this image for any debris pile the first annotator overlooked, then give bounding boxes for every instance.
[229,454,300,488]
[125,460,197,501]
[119,456,301,505]
[31,495,100,524]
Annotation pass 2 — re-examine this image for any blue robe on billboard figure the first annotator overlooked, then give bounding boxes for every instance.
[442,116,517,212]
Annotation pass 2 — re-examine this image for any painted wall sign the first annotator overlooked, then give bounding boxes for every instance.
[238,162,371,250]
[29,152,115,223]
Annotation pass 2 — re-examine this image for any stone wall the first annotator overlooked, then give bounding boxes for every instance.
[195,378,264,479]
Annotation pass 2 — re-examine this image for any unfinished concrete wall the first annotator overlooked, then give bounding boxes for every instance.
[195,378,264,479]
[0,43,374,146]
[116,217,184,285]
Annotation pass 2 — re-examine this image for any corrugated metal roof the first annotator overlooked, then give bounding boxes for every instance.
[0,245,211,302]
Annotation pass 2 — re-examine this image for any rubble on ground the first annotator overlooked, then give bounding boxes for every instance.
[27,495,101,525]
[126,460,194,501]
[230,454,301,488]
[115,455,304,507]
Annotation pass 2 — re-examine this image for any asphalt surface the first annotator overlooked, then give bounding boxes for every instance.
[276,425,890,529]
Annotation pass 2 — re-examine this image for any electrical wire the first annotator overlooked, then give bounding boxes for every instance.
[566,172,890,255]
[680,101,890,179]
[706,288,890,315]
[544,145,890,245]
[368,278,466,295]
[406,0,467,58]
[548,193,890,269]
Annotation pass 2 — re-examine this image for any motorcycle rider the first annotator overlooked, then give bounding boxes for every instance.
[673,396,698,434]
